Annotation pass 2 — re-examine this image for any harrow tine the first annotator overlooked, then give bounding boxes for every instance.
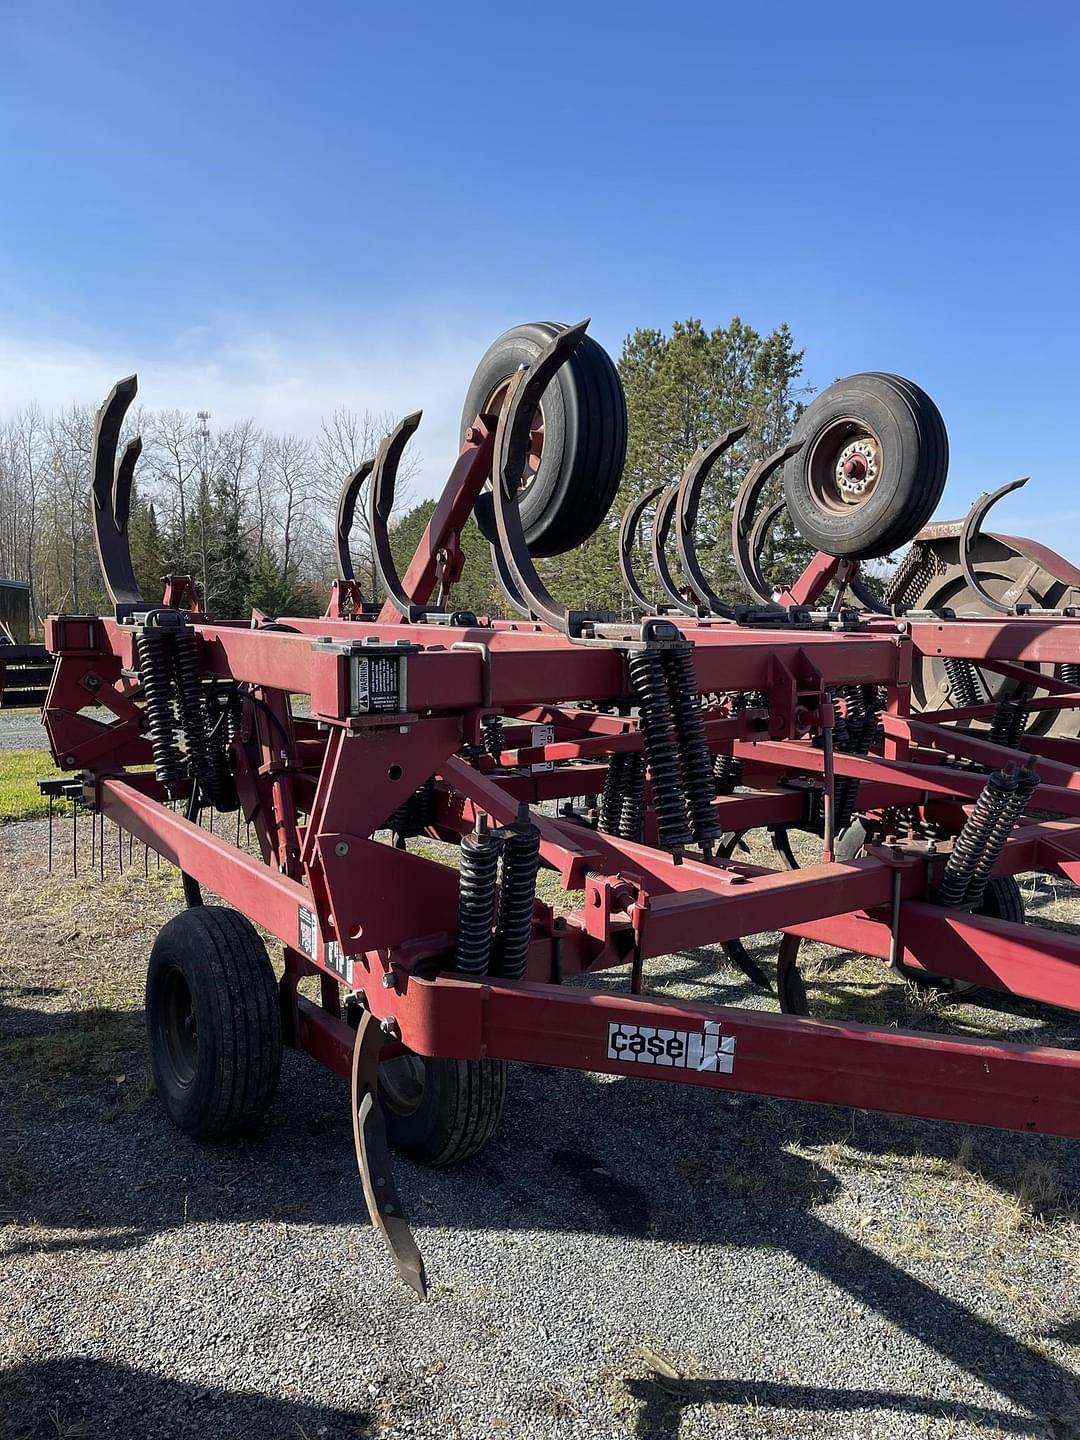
[91,376,146,619]
[618,485,665,614]
[491,321,590,631]
[730,438,804,603]
[673,426,748,619]
[650,484,697,614]
[368,413,424,615]
[959,477,1030,614]
[351,1010,427,1298]
[335,459,374,583]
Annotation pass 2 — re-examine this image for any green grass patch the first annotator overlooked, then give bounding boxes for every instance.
[0,749,67,822]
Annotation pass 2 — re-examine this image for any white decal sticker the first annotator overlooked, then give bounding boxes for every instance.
[606,1019,735,1074]
[324,939,353,985]
[297,905,315,957]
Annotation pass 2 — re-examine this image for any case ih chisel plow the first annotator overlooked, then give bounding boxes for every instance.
[40,320,1080,1296]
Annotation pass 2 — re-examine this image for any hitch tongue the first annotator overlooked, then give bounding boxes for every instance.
[350,1009,428,1298]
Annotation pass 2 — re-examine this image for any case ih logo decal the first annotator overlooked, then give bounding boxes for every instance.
[607,1020,735,1073]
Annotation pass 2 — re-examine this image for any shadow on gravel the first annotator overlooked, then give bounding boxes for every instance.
[621,1373,1057,1439]
[0,1355,370,1440]
[4,982,1079,1436]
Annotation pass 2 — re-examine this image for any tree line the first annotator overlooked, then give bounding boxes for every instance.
[0,317,809,631]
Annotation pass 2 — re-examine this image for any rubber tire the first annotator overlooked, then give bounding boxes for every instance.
[381,1055,507,1167]
[460,321,627,557]
[784,372,948,560]
[146,906,282,1139]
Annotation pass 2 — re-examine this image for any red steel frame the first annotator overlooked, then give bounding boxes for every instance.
[41,434,1080,1149]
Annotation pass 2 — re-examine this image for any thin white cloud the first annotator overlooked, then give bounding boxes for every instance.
[0,319,498,500]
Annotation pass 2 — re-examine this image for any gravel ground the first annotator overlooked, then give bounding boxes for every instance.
[0,710,49,752]
[1,812,1079,1440]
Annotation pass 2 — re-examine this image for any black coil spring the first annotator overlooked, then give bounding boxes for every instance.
[943,657,985,708]
[1059,664,1080,686]
[482,714,505,762]
[965,766,1038,909]
[136,626,184,790]
[663,645,720,845]
[203,685,240,811]
[173,626,214,790]
[939,769,1015,907]
[455,823,500,976]
[989,686,1033,750]
[628,649,693,851]
[599,752,630,835]
[493,814,541,980]
[386,776,436,839]
[713,751,743,795]
[834,684,882,832]
[619,753,646,842]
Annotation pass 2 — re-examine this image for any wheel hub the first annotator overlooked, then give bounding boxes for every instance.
[835,438,879,500]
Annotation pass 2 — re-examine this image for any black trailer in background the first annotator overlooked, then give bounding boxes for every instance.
[0,580,53,708]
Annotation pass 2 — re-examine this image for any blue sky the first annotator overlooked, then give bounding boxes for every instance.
[2,2,1078,546]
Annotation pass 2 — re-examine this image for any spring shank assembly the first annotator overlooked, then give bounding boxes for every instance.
[493,806,542,980]
[663,645,722,849]
[455,819,500,975]
[135,618,183,790]
[627,648,694,852]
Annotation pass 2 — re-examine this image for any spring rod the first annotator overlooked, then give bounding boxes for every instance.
[136,623,184,790]
[627,649,693,852]
[455,818,500,976]
[172,624,214,791]
[599,752,631,836]
[942,657,986,708]
[938,768,1015,907]
[618,753,646,842]
[663,644,721,847]
[964,764,1038,909]
[493,804,541,980]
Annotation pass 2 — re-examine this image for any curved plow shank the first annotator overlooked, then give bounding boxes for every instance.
[335,459,374,582]
[368,413,423,615]
[650,483,696,614]
[491,321,590,631]
[730,438,804,603]
[673,425,748,619]
[959,477,1031,614]
[91,375,146,618]
[618,485,665,614]
[351,1011,427,1298]
[747,498,786,601]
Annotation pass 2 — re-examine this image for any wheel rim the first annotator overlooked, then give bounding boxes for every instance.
[482,377,545,491]
[160,967,197,1087]
[806,418,883,514]
[380,1053,426,1116]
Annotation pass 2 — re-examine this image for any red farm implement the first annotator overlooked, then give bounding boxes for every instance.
[42,320,1080,1295]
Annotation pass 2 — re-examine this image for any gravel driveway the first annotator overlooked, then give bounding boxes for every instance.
[0,710,49,752]
[1,815,1078,1440]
